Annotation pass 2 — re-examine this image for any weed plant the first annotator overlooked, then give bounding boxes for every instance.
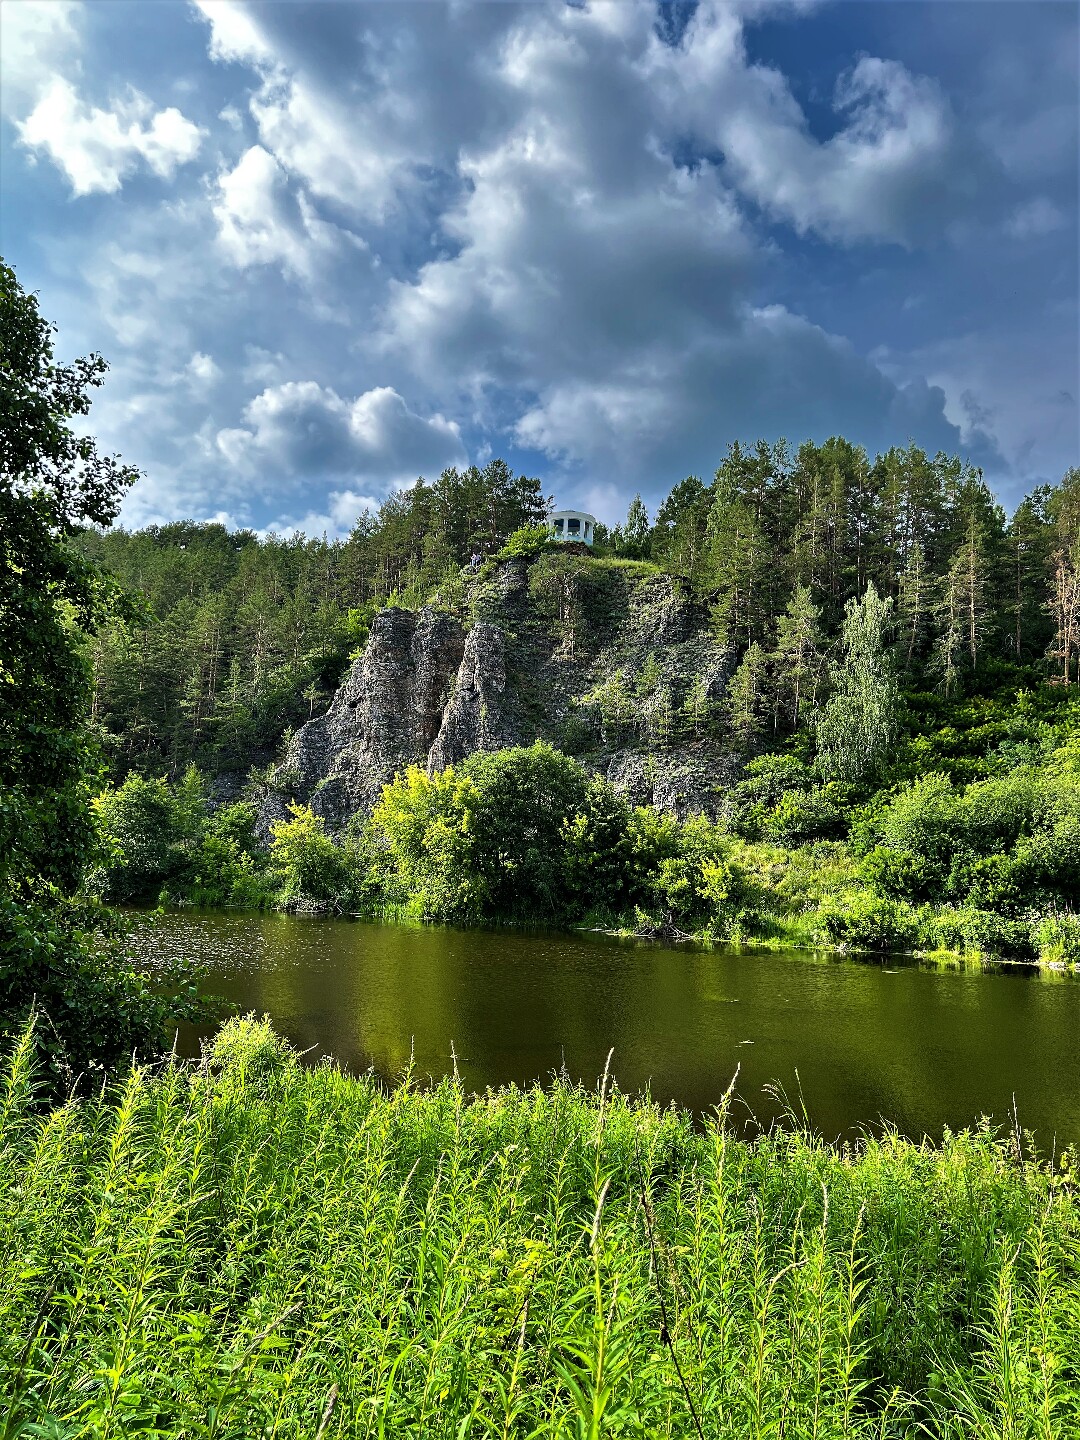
[1,1015,1077,1438]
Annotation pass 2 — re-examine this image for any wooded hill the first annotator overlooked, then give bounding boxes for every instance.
[75,441,1080,784]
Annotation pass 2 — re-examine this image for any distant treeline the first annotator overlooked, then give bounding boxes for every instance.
[75,442,1080,780]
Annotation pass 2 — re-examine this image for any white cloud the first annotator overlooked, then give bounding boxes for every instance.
[0,0,81,115]
[651,13,986,247]
[186,351,221,386]
[217,381,466,489]
[212,145,365,279]
[16,77,203,196]
[260,489,380,540]
[379,2,985,486]
[194,0,274,66]
[1004,197,1067,240]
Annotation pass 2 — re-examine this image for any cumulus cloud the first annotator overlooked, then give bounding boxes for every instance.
[6,0,1072,530]
[260,489,380,540]
[0,0,81,114]
[186,352,221,386]
[16,78,203,196]
[216,382,466,490]
[648,14,990,247]
[378,2,997,485]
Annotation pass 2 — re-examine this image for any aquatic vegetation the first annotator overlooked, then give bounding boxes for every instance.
[1,1015,1077,1437]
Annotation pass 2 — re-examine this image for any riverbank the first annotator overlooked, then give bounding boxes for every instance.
[2,1014,1076,1437]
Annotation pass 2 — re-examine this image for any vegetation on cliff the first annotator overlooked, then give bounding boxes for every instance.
[2,1013,1077,1437]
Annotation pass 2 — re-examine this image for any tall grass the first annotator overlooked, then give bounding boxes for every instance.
[1,1015,1077,1438]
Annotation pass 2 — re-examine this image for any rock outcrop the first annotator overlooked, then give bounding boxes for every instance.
[258,558,741,835]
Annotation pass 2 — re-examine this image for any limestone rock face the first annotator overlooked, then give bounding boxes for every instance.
[257,559,743,836]
[258,606,466,834]
[599,749,743,820]
[427,622,523,772]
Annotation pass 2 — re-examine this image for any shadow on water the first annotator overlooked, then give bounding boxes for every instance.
[127,909,1080,1148]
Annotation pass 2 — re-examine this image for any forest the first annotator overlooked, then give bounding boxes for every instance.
[77,443,1080,966]
[75,443,1080,782]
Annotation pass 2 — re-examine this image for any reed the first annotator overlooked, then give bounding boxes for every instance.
[0,1014,1076,1438]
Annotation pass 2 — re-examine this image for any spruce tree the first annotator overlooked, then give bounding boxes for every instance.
[770,583,824,732]
[723,641,768,744]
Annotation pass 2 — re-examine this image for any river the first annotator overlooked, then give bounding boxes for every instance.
[129,909,1080,1147]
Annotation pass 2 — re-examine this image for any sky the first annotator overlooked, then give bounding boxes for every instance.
[1,0,1077,537]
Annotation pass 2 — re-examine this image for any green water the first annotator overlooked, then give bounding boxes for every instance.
[130,910,1080,1146]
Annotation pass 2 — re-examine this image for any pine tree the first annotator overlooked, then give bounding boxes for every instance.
[704,481,768,653]
[652,475,710,583]
[769,583,824,732]
[933,518,989,692]
[620,495,650,558]
[681,672,716,740]
[932,555,966,698]
[896,541,931,671]
[1005,490,1054,662]
[1047,544,1080,684]
[723,642,768,744]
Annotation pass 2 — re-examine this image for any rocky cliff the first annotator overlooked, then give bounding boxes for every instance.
[258,555,741,834]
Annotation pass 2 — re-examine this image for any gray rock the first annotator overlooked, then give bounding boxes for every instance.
[601,747,742,820]
[428,622,523,771]
[260,558,745,835]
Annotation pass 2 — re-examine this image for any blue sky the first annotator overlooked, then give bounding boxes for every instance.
[1,0,1076,535]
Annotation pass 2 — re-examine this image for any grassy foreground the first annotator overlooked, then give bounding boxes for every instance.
[1,1018,1077,1439]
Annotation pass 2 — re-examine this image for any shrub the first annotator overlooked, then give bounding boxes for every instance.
[1033,912,1080,967]
[495,524,553,560]
[90,773,194,901]
[203,1012,298,1083]
[860,845,937,900]
[761,786,846,844]
[817,891,923,951]
[367,765,486,921]
[930,907,1032,958]
[561,779,639,917]
[269,803,353,906]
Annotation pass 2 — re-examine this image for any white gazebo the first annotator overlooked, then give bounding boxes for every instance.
[549,510,597,545]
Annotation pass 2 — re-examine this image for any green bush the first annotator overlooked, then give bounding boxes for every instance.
[930,906,1033,958]
[203,1012,298,1083]
[269,803,353,907]
[1033,912,1080,967]
[561,778,640,917]
[494,523,553,560]
[366,764,485,920]
[761,785,846,844]
[90,772,197,901]
[817,891,923,951]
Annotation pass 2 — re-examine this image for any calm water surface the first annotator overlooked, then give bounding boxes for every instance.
[130,910,1080,1146]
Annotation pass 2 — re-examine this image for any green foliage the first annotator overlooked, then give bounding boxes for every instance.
[496,523,554,560]
[269,802,353,908]
[366,764,484,920]
[817,891,924,952]
[857,747,1080,916]
[90,769,273,907]
[91,770,201,901]
[816,583,900,783]
[1034,912,1080,966]
[1,1019,1077,1436]
[0,257,202,1083]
